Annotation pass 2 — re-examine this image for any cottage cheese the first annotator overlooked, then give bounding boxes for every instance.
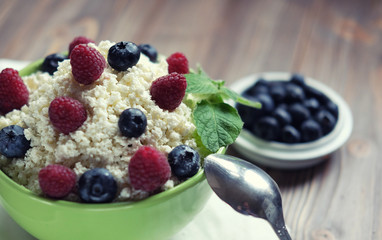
[0,41,197,201]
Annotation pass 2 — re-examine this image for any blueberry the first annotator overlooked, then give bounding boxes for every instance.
[290,73,306,87]
[300,119,322,142]
[245,78,270,95]
[303,98,320,114]
[315,109,336,135]
[236,103,252,129]
[236,103,258,129]
[269,82,286,103]
[304,85,330,105]
[118,108,147,138]
[168,145,200,180]
[281,125,301,143]
[246,85,268,95]
[78,168,117,203]
[108,41,141,71]
[288,103,310,126]
[41,53,67,75]
[273,107,292,126]
[277,103,288,110]
[252,116,280,141]
[0,125,30,158]
[285,83,305,103]
[326,100,339,119]
[236,95,266,130]
[255,93,275,113]
[138,44,158,62]
[254,78,268,88]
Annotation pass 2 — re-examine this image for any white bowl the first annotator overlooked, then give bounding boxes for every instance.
[230,72,353,169]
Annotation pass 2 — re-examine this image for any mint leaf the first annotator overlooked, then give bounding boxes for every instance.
[193,100,243,153]
[220,87,261,108]
[185,70,219,94]
[185,66,261,153]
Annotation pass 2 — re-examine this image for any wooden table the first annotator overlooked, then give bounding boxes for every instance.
[0,0,380,239]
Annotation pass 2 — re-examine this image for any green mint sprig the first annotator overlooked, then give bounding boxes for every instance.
[184,67,261,153]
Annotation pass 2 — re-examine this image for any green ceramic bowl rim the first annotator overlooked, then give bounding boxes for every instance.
[0,165,206,210]
[1,59,225,210]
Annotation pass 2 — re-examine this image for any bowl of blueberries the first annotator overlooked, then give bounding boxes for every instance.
[232,72,353,169]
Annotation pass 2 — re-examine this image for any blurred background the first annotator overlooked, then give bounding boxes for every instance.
[1,0,382,239]
[1,0,381,85]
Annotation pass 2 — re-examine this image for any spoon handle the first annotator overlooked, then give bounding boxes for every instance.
[274,225,292,240]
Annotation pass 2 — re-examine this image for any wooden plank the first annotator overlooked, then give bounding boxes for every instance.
[0,0,382,239]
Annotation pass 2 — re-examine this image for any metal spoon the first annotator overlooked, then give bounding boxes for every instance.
[204,154,292,240]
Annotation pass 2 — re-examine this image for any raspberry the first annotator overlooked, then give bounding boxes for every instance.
[38,164,76,199]
[166,52,189,74]
[150,73,187,111]
[0,68,29,114]
[49,96,87,134]
[68,36,95,57]
[70,44,106,85]
[128,146,171,192]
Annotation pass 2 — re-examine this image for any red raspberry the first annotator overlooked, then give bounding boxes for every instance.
[128,146,171,192]
[68,36,95,57]
[0,68,29,114]
[166,52,189,74]
[49,96,87,134]
[70,44,106,85]
[150,73,187,111]
[39,164,76,198]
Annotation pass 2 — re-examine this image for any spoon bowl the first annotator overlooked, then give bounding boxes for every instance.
[204,154,291,240]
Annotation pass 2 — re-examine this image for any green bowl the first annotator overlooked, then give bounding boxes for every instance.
[0,61,219,240]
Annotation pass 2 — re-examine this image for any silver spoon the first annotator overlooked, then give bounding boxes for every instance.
[204,154,292,240]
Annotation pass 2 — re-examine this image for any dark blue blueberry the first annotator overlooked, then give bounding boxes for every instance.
[251,85,268,95]
[290,73,306,87]
[315,109,337,135]
[118,108,147,138]
[252,116,280,141]
[244,78,269,96]
[269,82,286,103]
[236,96,265,130]
[285,83,305,103]
[237,93,273,130]
[108,41,141,71]
[254,78,268,88]
[300,119,322,142]
[168,145,200,180]
[277,103,288,110]
[255,93,275,113]
[304,85,330,105]
[236,103,258,129]
[236,103,252,129]
[138,44,158,62]
[288,103,310,126]
[0,125,30,158]
[41,53,67,75]
[273,107,292,126]
[79,168,117,203]
[326,100,339,119]
[303,98,320,114]
[281,125,301,143]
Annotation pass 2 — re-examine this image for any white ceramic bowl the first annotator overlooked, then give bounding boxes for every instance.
[230,72,353,169]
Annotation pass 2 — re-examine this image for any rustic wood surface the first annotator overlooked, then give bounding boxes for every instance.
[0,0,381,239]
